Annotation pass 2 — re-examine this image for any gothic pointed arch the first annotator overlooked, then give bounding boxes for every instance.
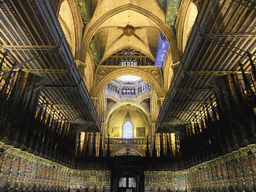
[106,102,150,125]
[94,68,164,97]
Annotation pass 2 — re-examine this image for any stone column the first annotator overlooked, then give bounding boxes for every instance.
[101,123,106,155]
[159,97,165,107]
[91,96,98,113]
[150,90,159,123]
[75,60,86,79]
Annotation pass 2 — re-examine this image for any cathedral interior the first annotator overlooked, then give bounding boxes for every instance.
[1,0,256,191]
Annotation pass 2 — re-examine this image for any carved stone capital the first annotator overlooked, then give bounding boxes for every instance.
[75,59,86,67]
[192,0,201,6]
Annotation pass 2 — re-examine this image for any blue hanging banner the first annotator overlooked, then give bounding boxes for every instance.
[155,33,169,68]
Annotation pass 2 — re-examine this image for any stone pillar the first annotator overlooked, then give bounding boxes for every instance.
[75,60,86,76]
[150,89,162,157]
[156,133,160,157]
[150,90,159,123]
[96,132,100,157]
[91,96,98,112]
[101,123,106,155]
[171,133,175,153]
[159,97,165,107]
[93,90,106,123]
[150,123,155,138]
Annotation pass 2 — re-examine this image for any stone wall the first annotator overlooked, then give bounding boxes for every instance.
[0,142,110,192]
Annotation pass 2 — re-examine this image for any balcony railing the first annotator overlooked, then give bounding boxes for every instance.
[105,138,147,145]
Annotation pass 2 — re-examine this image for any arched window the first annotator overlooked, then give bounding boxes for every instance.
[122,120,134,138]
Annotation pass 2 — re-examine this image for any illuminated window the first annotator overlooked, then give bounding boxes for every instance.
[119,177,127,187]
[122,120,134,138]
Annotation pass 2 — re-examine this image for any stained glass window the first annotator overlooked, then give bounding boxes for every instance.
[122,120,134,138]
